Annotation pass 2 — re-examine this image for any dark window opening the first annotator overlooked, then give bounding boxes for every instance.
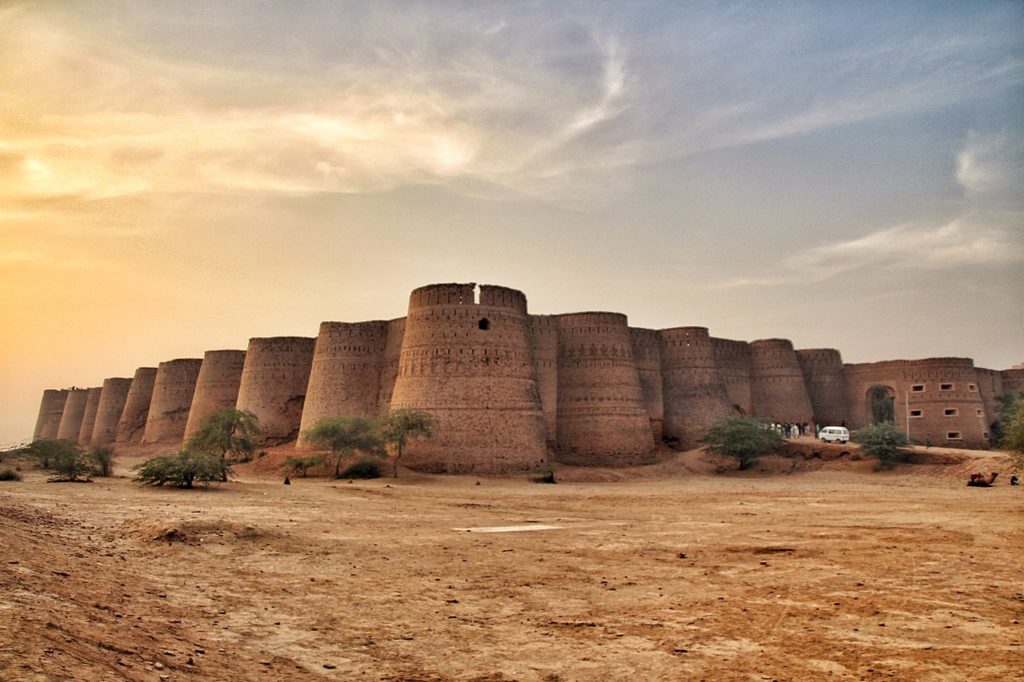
[910,409,922,417]
[478,318,490,331]
[940,383,954,391]
[944,408,958,416]
[947,431,962,440]
[911,384,925,392]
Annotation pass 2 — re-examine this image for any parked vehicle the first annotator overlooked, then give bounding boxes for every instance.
[820,426,850,444]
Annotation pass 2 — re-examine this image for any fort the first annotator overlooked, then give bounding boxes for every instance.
[31,282,1021,474]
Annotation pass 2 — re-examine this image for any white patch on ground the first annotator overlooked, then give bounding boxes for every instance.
[453,524,562,533]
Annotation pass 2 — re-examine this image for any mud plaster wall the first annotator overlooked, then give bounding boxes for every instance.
[555,312,656,466]
[749,339,814,424]
[33,389,69,441]
[142,359,202,444]
[184,350,247,440]
[90,378,132,447]
[661,327,734,450]
[76,387,103,446]
[377,317,407,417]
[116,368,158,444]
[390,284,547,474]
[796,348,848,427]
[299,321,389,445]
[56,389,89,442]
[236,337,315,445]
[843,358,988,448]
[531,315,560,446]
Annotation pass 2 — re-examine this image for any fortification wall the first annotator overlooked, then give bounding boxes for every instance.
[56,389,89,441]
[555,312,656,466]
[76,387,103,445]
[90,378,132,446]
[629,327,664,442]
[116,368,158,444]
[141,359,202,444]
[299,321,389,444]
[711,337,752,414]
[1003,368,1024,395]
[33,389,69,441]
[749,339,814,424]
[661,327,733,449]
[844,358,988,448]
[183,350,247,439]
[377,317,406,415]
[236,336,315,445]
[795,348,848,426]
[530,315,560,445]
[390,283,547,474]
[975,368,1004,432]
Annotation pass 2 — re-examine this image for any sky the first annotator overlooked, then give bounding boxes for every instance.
[1,0,1022,445]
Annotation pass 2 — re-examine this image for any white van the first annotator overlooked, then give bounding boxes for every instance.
[819,426,850,444]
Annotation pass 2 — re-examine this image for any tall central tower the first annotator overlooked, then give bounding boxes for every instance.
[389,283,547,474]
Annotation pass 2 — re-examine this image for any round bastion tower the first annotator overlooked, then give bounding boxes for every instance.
[33,389,69,441]
[116,367,158,444]
[56,388,90,442]
[389,283,547,474]
[141,359,203,444]
[555,312,657,466]
[90,377,133,446]
[660,327,734,449]
[235,336,315,445]
[298,320,389,445]
[749,338,814,424]
[184,349,247,439]
[795,348,848,426]
[76,386,104,446]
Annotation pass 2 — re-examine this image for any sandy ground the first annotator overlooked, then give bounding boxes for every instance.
[1,445,1022,681]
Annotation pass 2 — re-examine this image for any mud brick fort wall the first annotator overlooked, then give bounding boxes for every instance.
[33,282,1021,473]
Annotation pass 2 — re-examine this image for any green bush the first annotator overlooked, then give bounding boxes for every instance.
[338,456,383,479]
[90,446,114,477]
[852,422,910,469]
[701,416,785,471]
[283,454,323,477]
[135,450,230,488]
[0,468,22,482]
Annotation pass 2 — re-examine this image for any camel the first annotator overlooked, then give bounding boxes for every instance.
[966,472,998,487]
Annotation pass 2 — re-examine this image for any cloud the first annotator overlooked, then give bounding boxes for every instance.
[956,132,1024,196]
[715,220,1024,289]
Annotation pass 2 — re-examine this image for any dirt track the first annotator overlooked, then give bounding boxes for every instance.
[1,449,1022,681]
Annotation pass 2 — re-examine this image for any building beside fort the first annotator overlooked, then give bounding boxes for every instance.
[31,283,1024,474]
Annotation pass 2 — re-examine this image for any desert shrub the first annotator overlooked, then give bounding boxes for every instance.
[43,441,93,482]
[304,416,385,478]
[531,467,557,484]
[379,409,437,478]
[283,454,323,478]
[0,468,22,482]
[999,396,1024,473]
[90,446,114,477]
[701,416,785,471]
[23,439,78,470]
[853,422,910,469]
[135,449,229,488]
[338,456,384,479]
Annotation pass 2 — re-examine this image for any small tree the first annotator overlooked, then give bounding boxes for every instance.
[304,416,384,478]
[379,409,437,478]
[135,449,229,488]
[46,441,93,482]
[186,408,262,481]
[701,416,784,470]
[853,422,910,469]
[24,439,78,470]
[90,446,114,477]
[1000,397,1024,473]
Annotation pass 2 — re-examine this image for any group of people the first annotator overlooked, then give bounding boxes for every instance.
[768,422,813,439]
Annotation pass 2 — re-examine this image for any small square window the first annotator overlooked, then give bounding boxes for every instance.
[911,384,925,392]
[944,408,958,416]
[968,383,977,392]
[947,431,962,440]
[909,409,923,418]
[940,383,954,391]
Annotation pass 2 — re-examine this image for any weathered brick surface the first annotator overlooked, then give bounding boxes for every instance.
[90,378,132,446]
[555,312,656,466]
[750,338,814,424]
[33,389,69,441]
[56,389,89,442]
[76,386,103,446]
[711,337,752,415]
[236,337,315,445]
[796,348,847,427]
[630,327,663,442]
[115,367,158,445]
[142,359,202,444]
[391,283,547,474]
[184,350,247,439]
[661,327,733,449]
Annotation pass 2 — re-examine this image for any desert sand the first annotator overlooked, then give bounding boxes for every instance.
[1,445,1022,681]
